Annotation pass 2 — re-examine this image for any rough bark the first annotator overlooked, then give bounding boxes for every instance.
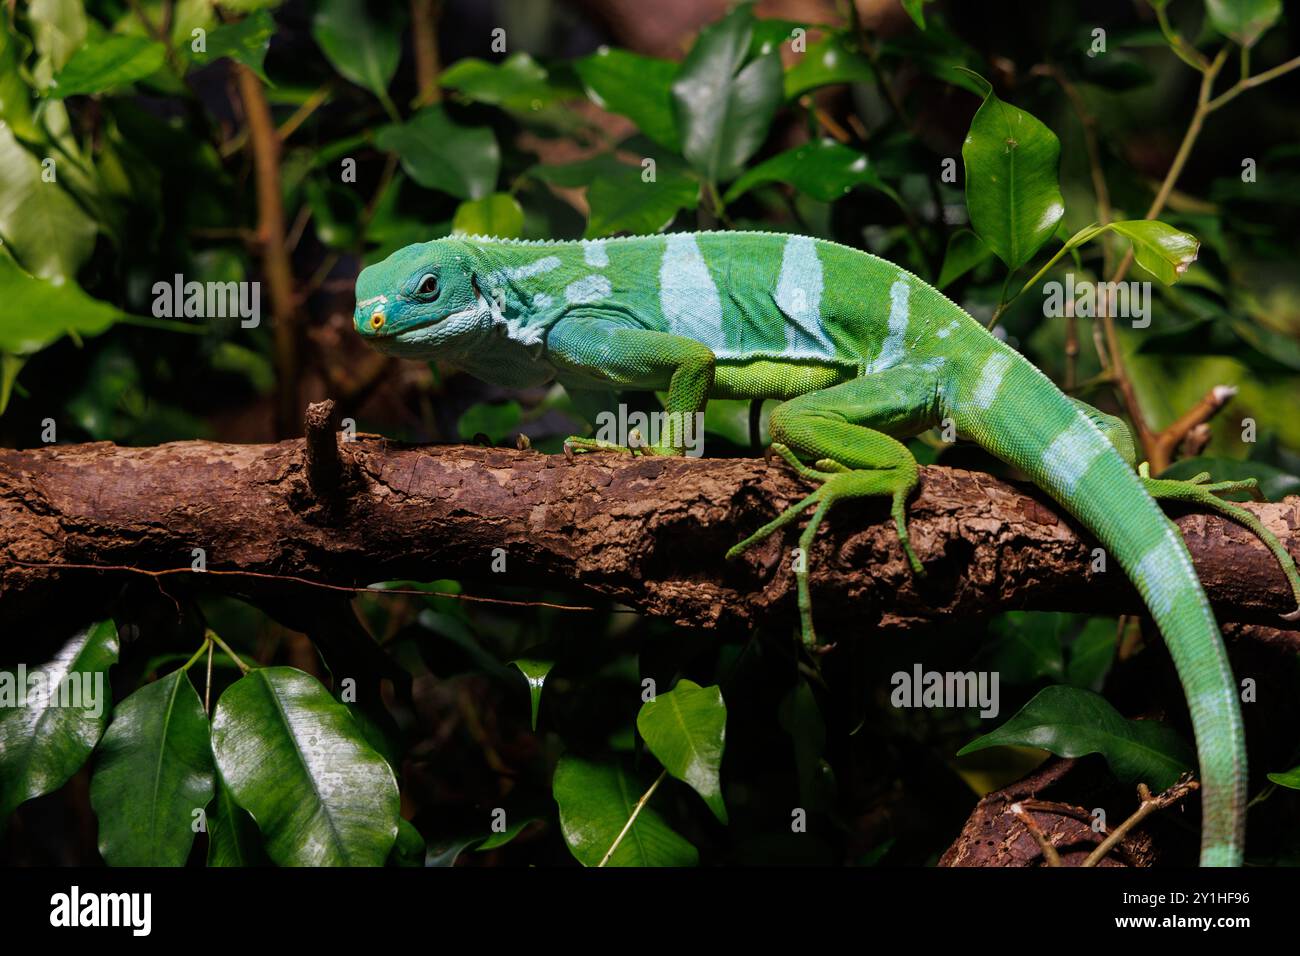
[2,434,1299,643]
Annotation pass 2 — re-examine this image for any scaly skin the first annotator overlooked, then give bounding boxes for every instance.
[355,231,1300,866]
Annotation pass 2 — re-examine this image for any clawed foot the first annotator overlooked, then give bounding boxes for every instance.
[563,428,673,459]
[726,442,923,648]
[1139,462,1300,620]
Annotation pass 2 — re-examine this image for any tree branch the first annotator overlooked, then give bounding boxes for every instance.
[2,440,1298,643]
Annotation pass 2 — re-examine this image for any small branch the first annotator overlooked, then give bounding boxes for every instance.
[304,400,346,500]
[234,63,301,439]
[1009,802,1062,867]
[1149,384,1238,473]
[598,769,667,867]
[1081,776,1199,867]
[410,0,443,107]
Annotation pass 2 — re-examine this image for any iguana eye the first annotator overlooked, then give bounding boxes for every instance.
[415,274,439,298]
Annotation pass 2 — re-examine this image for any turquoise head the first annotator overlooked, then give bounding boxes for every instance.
[353,239,492,357]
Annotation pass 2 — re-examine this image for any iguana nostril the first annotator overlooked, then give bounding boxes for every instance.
[369,311,386,331]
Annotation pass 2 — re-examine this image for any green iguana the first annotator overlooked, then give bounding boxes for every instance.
[353,231,1300,867]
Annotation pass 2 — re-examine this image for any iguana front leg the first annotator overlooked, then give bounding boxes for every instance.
[547,315,715,457]
[1073,398,1300,618]
[726,364,942,647]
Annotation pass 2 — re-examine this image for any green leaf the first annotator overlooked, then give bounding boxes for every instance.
[0,25,39,141]
[575,47,680,151]
[0,620,119,822]
[1107,220,1199,285]
[0,124,96,282]
[451,192,524,239]
[457,399,522,445]
[210,667,400,866]
[672,4,783,183]
[0,255,122,354]
[960,71,1064,270]
[1204,0,1281,47]
[552,756,697,867]
[48,35,166,98]
[637,679,728,824]
[724,139,893,204]
[191,10,275,84]
[375,106,499,200]
[29,0,87,73]
[206,776,268,866]
[389,816,424,866]
[783,31,876,98]
[1267,766,1300,789]
[901,0,931,29]
[441,52,557,113]
[1160,457,1300,501]
[305,176,363,247]
[585,160,699,238]
[0,351,25,414]
[477,815,537,851]
[311,0,399,110]
[937,228,993,288]
[89,669,214,866]
[981,612,1065,684]
[958,685,1193,789]
[511,658,554,731]
[1065,618,1118,691]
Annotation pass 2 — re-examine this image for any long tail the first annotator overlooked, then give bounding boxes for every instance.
[951,342,1246,866]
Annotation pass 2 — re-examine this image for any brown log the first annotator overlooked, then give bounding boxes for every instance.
[2,438,1299,642]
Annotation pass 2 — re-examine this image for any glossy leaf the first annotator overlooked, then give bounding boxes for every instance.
[585,160,698,238]
[192,10,275,83]
[552,756,697,867]
[442,52,559,113]
[937,228,993,288]
[375,107,499,200]
[1267,766,1300,789]
[457,399,523,444]
[1065,618,1118,691]
[958,685,1193,789]
[48,35,166,98]
[477,815,537,851]
[783,31,876,98]
[312,0,399,108]
[0,25,39,141]
[210,667,400,866]
[637,679,728,824]
[980,612,1065,684]
[901,0,930,29]
[451,192,525,239]
[511,658,554,730]
[671,4,783,183]
[206,777,268,867]
[0,124,96,282]
[724,139,892,204]
[1205,0,1281,47]
[89,670,214,866]
[389,817,424,866]
[1108,220,1199,285]
[0,620,119,822]
[575,47,680,150]
[0,255,121,354]
[29,0,87,72]
[961,71,1064,270]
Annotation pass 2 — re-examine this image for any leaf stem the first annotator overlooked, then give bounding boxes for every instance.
[181,637,212,672]
[598,769,667,867]
[205,629,252,674]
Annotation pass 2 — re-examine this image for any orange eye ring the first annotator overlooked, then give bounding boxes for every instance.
[368,311,386,331]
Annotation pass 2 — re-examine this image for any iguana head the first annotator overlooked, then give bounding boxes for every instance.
[353,239,491,356]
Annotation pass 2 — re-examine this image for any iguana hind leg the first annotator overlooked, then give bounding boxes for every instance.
[726,365,942,647]
[1072,398,1300,618]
